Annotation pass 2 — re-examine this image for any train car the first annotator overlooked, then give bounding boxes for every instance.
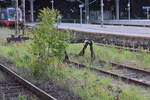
[0,7,22,26]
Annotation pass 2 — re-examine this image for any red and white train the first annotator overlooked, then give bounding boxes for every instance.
[0,7,22,26]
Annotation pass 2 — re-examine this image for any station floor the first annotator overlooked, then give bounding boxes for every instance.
[57,23,150,38]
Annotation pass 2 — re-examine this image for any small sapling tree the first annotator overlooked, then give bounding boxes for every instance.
[29,8,69,77]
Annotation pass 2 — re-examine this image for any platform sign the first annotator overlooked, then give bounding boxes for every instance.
[79,4,84,8]
[143,6,150,9]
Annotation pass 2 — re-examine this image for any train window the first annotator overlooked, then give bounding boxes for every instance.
[8,8,22,21]
[8,9,15,20]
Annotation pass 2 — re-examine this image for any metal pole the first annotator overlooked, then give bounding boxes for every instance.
[101,0,104,27]
[15,0,19,34]
[147,8,149,20]
[128,0,131,20]
[116,0,119,20]
[51,0,54,10]
[30,0,34,22]
[79,4,84,24]
[22,0,26,35]
[85,0,89,24]
[80,7,83,24]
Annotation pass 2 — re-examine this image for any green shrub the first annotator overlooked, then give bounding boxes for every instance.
[29,8,69,77]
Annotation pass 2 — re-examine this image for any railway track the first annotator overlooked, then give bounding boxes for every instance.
[0,82,31,100]
[66,60,150,87]
[97,43,150,53]
[0,63,57,100]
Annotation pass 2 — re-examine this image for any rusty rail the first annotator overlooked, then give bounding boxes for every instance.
[67,61,150,87]
[0,64,57,100]
[111,62,150,74]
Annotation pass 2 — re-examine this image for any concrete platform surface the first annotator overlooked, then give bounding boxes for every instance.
[25,22,39,28]
[99,20,150,26]
[57,23,150,38]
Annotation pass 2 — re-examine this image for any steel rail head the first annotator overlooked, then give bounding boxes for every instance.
[0,64,57,100]
[111,62,150,74]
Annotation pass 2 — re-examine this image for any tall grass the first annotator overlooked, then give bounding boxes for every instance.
[67,43,150,69]
[0,43,150,100]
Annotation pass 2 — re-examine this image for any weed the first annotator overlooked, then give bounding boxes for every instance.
[18,95,26,100]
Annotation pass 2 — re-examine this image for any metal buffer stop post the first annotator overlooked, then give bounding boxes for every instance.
[63,40,95,63]
[78,40,95,61]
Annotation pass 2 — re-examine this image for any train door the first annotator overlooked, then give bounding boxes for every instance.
[18,8,23,21]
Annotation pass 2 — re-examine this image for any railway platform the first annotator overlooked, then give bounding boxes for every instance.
[57,23,150,38]
[25,22,150,49]
[57,23,150,49]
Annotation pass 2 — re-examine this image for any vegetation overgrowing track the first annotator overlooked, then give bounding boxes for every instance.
[0,63,57,100]
[66,60,150,87]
